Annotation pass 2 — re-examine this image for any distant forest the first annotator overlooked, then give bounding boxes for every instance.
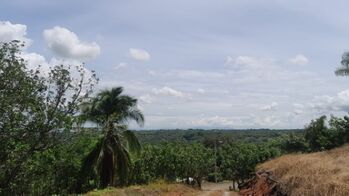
[134,129,303,144]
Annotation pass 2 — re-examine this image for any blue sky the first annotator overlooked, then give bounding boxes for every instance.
[2,0,349,129]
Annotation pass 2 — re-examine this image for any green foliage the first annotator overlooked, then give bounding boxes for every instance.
[24,131,99,195]
[219,142,280,182]
[0,41,97,194]
[304,115,342,151]
[276,115,349,153]
[79,87,144,190]
[279,133,309,153]
[131,141,280,188]
[131,143,213,188]
[135,129,301,145]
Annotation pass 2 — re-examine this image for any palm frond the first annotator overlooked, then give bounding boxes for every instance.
[110,137,131,186]
[121,130,141,155]
[122,108,144,126]
[335,52,349,76]
[335,67,349,76]
[79,139,103,186]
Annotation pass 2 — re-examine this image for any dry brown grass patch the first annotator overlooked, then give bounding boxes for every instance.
[85,180,200,196]
[258,145,349,196]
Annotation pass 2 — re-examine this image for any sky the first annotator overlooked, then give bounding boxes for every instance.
[1,0,349,129]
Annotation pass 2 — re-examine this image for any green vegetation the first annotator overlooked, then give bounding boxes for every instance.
[131,143,213,188]
[135,129,301,144]
[2,41,349,195]
[78,87,144,190]
[0,41,97,194]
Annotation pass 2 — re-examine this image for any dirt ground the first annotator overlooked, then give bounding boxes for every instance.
[198,181,239,196]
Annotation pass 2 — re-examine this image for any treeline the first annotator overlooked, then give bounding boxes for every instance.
[135,129,301,144]
[5,116,349,195]
[129,141,281,190]
[279,115,349,153]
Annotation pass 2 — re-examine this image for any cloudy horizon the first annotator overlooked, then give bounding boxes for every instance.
[2,0,349,129]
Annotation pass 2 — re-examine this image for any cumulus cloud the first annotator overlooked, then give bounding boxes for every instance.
[310,89,349,112]
[139,94,153,104]
[152,86,185,98]
[129,48,150,61]
[192,115,254,127]
[226,55,275,70]
[293,103,304,115]
[145,69,224,79]
[114,62,128,70]
[43,26,100,61]
[191,116,236,127]
[21,52,94,85]
[0,21,31,46]
[290,54,309,65]
[260,102,279,111]
[148,70,157,76]
[197,88,205,94]
[176,69,225,79]
[254,115,280,127]
[21,52,50,72]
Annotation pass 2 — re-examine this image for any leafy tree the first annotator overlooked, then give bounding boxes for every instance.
[130,145,160,184]
[329,115,349,145]
[0,41,97,194]
[79,87,144,189]
[24,131,99,195]
[219,142,280,189]
[279,133,309,153]
[304,115,341,151]
[181,143,213,188]
[130,143,213,188]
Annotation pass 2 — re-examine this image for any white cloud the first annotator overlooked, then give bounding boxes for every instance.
[197,88,205,94]
[148,70,157,76]
[311,89,349,112]
[293,109,303,115]
[21,52,94,86]
[129,48,150,61]
[43,26,100,61]
[0,21,31,46]
[191,116,253,128]
[114,62,128,70]
[225,56,234,65]
[293,103,305,115]
[254,115,280,127]
[21,52,50,73]
[293,103,305,109]
[260,102,279,111]
[139,94,153,104]
[176,69,225,79]
[226,55,275,70]
[152,86,185,98]
[290,54,309,65]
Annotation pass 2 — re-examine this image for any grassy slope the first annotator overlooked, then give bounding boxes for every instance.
[258,145,349,196]
[85,181,200,196]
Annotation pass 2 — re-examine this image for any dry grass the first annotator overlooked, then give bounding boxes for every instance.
[258,145,349,196]
[85,180,200,196]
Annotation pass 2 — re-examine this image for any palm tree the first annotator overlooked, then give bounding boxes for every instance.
[335,52,349,76]
[79,87,144,188]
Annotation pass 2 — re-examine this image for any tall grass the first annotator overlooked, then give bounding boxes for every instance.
[258,145,349,196]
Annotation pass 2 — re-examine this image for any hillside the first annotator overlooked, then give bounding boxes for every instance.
[256,145,349,196]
